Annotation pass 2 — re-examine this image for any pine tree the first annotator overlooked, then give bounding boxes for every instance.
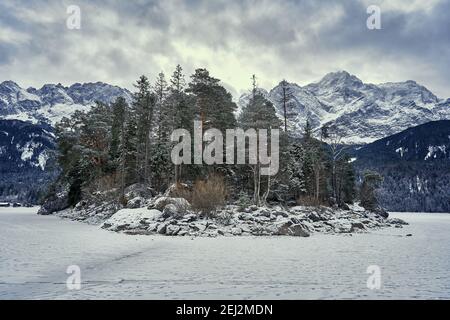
[360,170,383,211]
[109,97,126,163]
[109,97,129,201]
[132,75,155,184]
[299,119,328,205]
[238,75,282,206]
[168,65,194,182]
[335,154,356,205]
[120,103,138,192]
[170,64,186,93]
[55,102,113,204]
[154,72,170,141]
[187,68,236,131]
[286,143,306,198]
[304,119,313,140]
[279,80,294,133]
[77,101,112,182]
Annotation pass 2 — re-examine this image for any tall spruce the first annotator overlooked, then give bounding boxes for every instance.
[239,75,282,206]
[279,80,294,133]
[132,75,155,185]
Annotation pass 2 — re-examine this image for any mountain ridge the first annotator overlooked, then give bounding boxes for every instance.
[0,80,132,125]
[1,71,450,144]
[239,71,450,143]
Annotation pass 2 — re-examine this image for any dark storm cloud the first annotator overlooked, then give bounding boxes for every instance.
[0,0,448,97]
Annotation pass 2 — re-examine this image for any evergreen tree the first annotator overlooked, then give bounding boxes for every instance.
[279,80,294,133]
[170,64,186,93]
[299,120,329,205]
[286,143,306,198]
[238,75,282,206]
[187,68,236,131]
[360,170,383,211]
[154,72,170,141]
[132,75,156,184]
[168,65,195,182]
[109,97,126,163]
[109,97,129,201]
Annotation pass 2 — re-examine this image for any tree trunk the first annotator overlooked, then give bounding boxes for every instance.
[262,170,271,205]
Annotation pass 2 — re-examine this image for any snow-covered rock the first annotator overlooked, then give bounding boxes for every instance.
[99,203,397,238]
[126,196,144,209]
[38,191,69,215]
[152,197,191,212]
[101,208,162,232]
[124,183,155,200]
[274,220,310,237]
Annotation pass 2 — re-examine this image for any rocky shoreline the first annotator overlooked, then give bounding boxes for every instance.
[37,184,409,237]
[102,204,408,237]
[47,197,408,239]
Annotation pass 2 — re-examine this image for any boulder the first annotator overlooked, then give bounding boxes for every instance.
[387,218,409,225]
[147,222,159,232]
[275,220,310,237]
[101,208,162,231]
[74,200,88,211]
[153,197,191,212]
[307,212,322,222]
[369,206,389,219]
[190,222,207,232]
[126,196,144,209]
[273,211,289,218]
[124,183,155,199]
[164,183,192,198]
[231,227,242,235]
[350,222,366,232]
[157,223,167,234]
[38,191,69,215]
[255,208,271,217]
[329,220,352,233]
[162,204,180,219]
[289,224,311,237]
[181,213,197,223]
[238,212,254,221]
[166,225,181,236]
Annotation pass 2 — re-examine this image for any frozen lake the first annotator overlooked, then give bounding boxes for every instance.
[0,207,449,299]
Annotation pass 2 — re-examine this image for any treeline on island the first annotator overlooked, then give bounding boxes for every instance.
[46,66,384,216]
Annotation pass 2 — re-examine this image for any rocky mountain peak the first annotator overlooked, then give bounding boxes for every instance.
[237,71,450,143]
[0,81,21,93]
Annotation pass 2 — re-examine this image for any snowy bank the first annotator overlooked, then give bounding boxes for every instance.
[39,185,406,237]
[99,202,407,237]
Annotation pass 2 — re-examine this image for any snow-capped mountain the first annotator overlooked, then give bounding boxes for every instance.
[0,119,55,171]
[0,81,132,125]
[238,71,450,143]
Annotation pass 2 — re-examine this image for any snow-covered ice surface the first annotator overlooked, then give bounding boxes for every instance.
[1,208,449,300]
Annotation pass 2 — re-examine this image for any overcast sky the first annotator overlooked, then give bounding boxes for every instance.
[0,0,449,98]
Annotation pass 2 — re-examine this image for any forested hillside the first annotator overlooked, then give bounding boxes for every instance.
[351,121,450,212]
[0,119,58,203]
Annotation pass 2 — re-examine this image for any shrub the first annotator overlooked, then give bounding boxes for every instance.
[168,182,193,203]
[192,174,228,217]
[236,191,252,211]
